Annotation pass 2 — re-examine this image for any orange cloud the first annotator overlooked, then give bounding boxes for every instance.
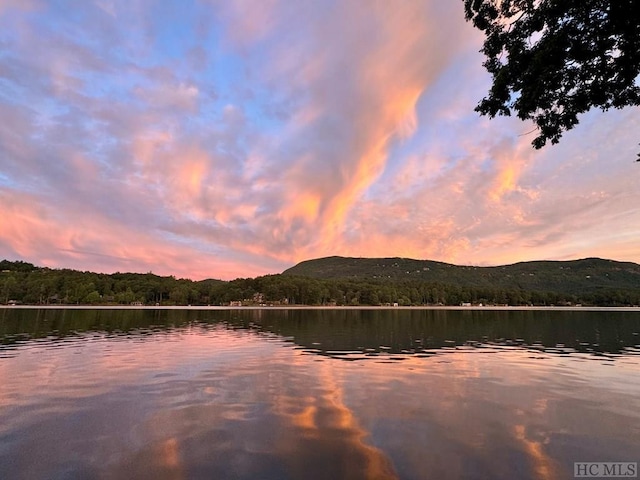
[0,188,273,280]
[217,1,473,265]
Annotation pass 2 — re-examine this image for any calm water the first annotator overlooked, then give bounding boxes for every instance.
[1,308,639,480]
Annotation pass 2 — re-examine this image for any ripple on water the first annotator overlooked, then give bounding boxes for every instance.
[1,308,639,480]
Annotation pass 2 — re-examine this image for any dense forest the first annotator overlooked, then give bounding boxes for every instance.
[285,256,640,295]
[2,258,639,307]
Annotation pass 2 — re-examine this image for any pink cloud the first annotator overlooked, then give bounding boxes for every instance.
[0,188,280,279]
[205,1,480,264]
[338,105,640,267]
[0,0,40,14]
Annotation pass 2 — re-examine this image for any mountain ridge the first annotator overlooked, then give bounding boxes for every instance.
[282,256,640,295]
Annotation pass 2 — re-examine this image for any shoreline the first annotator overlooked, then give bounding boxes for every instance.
[2,305,640,312]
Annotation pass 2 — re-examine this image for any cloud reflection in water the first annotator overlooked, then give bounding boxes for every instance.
[0,308,639,479]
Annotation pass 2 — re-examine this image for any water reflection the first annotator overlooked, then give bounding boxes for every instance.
[2,308,640,361]
[0,308,639,479]
[234,308,640,361]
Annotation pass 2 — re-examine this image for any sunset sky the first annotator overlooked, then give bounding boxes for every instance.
[1,0,639,280]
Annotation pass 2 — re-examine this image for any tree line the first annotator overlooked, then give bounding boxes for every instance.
[2,260,638,307]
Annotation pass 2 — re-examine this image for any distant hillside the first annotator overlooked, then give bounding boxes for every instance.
[3,257,640,307]
[0,259,225,306]
[283,256,640,296]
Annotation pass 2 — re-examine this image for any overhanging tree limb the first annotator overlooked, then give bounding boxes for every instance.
[464,0,640,150]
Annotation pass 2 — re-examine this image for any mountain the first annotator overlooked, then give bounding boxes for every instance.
[282,256,640,296]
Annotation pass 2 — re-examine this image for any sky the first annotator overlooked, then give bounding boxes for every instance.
[0,0,639,280]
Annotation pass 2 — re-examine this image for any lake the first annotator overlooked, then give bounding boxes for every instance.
[1,307,639,479]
